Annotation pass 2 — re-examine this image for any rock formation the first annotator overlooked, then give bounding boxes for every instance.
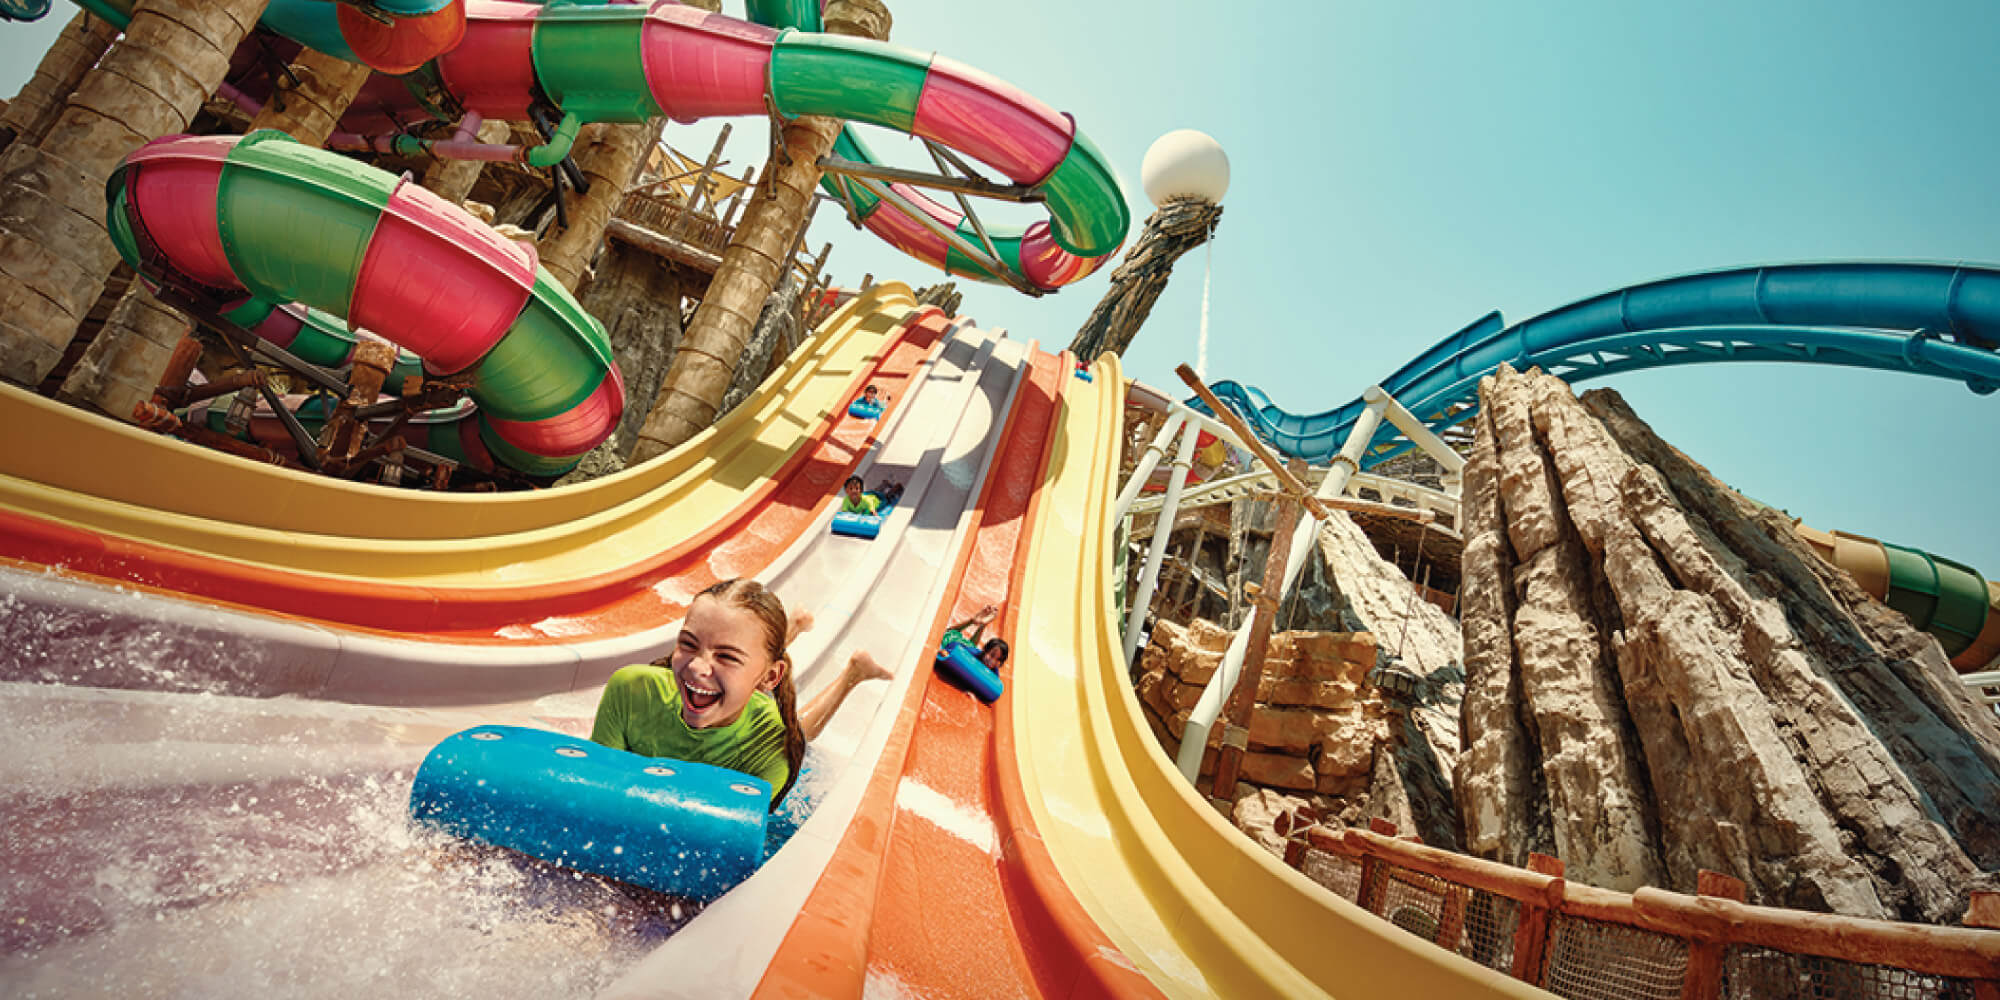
[1136,620,1391,838]
[1456,364,2000,922]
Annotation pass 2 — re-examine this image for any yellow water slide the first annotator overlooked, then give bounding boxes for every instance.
[1008,354,1543,998]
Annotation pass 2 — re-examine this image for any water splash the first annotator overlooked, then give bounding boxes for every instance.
[0,684,718,997]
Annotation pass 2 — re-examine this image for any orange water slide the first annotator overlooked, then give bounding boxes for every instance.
[752,345,1158,998]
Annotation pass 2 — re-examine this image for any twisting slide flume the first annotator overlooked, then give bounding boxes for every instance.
[431,0,1127,289]
[112,130,622,476]
[1197,261,2000,466]
[66,0,1130,291]
[1191,260,2000,671]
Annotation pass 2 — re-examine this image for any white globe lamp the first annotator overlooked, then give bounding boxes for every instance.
[1140,129,1230,207]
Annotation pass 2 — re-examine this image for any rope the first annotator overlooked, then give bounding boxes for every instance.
[1393,522,1428,671]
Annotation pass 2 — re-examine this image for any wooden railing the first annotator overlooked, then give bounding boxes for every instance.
[1279,814,2000,999]
[615,188,734,260]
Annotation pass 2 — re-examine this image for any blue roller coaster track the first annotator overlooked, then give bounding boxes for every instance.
[1194,261,2000,468]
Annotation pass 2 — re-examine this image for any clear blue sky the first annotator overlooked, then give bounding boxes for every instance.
[4,2,1994,574]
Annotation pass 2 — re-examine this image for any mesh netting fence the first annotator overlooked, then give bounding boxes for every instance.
[1299,848,1362,902]
[1539,914,1689,1000]
[1720,946,1980,1000]
[1287,836,1993,999]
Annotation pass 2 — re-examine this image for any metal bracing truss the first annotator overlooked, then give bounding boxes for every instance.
[816,138,1047,296]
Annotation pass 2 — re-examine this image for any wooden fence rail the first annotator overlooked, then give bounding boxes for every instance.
[1281,815,2000,999]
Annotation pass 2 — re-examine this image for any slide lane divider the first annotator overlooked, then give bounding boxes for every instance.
[603,320,1028,999]
[888,343,1160,997]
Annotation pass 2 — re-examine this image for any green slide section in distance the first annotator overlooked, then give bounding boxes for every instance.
[767,31,929,131]
[530,2,664,124]
[1033,129,1126,258]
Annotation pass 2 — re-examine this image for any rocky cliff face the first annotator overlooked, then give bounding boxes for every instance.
[1137,620,1389,802]
[1456,365,2000,922]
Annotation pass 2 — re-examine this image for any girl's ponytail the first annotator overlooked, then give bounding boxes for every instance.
[768,656,806,808]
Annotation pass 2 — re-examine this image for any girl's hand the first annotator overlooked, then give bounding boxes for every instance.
[974,604,998,625]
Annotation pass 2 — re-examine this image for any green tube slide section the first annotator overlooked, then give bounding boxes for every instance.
[944,216,1023,283]
[761,35,1125,259]
[745,0,821,33]
[1033,129,1124,258]
[768,32,927,131]
[218,132,395,312]
[1881,542,1989,656]
[468,271,613,424]
[222,299,425,389]
[822,129,884,217]
[530,2,664,125]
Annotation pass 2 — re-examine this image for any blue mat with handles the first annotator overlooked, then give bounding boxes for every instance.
[409,725,770,900]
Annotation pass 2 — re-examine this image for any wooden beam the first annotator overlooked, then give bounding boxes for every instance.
[1208,461,1306,805]
[606,218,724,274]
[1177,364,1337,523]
[665,124,731,244]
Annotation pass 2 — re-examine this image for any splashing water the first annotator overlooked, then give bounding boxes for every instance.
[0,678,835,998]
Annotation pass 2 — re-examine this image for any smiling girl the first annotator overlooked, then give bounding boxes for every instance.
[589,578,887,809]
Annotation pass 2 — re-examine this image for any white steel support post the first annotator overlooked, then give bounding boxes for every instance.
[1124,424,1200,666]
[1173,399,1387,783]
[1114,410,1188,523]
[1367,385,1467,496]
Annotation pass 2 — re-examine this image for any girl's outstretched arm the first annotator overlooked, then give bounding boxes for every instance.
[946,604,1000,645]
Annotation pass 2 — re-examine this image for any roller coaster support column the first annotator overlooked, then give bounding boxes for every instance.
[0,10,120,153]
[0,0,270,388]
[62,29,370,423]
[632,0,891,462]
[1368,385,1468,495]
[1125,422,1200,665]
[1114,410,1187,523]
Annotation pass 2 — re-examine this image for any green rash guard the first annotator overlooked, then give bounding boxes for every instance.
[590,665,790,797]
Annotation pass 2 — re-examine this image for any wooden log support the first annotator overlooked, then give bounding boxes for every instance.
[718,166,757,232]
[319,340,396,462]
[1177,364,1339,523]
[1681,870,1747,1000]
[1435,881,1472,951]
[1974,894,2000,1000]
[1289,820,2000,994]
[1512,853,1565,985]
[605,218,725,274]
[1968,892,2000,931]
[153,334,203,401]
[1209,497,1303,804]
[1628,887,2000,983]
[160,368,262,409]
[664,124,730,245]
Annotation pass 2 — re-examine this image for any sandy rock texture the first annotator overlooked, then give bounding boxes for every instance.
[1455,364,2000,921]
